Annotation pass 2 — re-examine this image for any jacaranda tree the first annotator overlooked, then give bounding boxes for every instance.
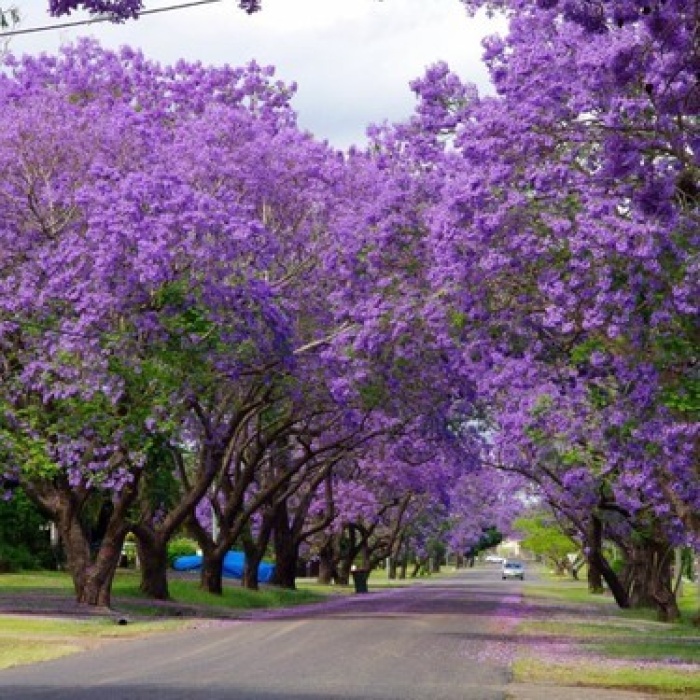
[0,40,307,605]
[399,0,699,619]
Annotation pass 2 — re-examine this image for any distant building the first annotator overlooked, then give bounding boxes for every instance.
[498,539,521,558]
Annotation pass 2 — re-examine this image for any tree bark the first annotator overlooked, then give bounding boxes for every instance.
[242,543,262,591]
[272,501,299,590]
[399,539,409,579]
[623,535,680,622]
[588,514,629,608]
[241,514,274,591]
[317,538,339,584]
[76,533,125,607]
[200,547,225,595]
[24,477,135,608]
[134,532,170,600]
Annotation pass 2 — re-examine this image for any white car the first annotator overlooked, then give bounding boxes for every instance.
[502,559,525,580]
[485,554,504,563]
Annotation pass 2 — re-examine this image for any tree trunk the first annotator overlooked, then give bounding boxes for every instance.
[317,539,338,584]
[552,557,568,576]
[129,439,224,601]
[399,539,409,579]
[72,517,128,608]
[27,482,132,609]
[586,516,605,592]
[317,557,334,585]
[273,506,300,590]
[56,507,92,598]
[588,515,629,608]
[242,546,262,591]
[188,511,230,595]
[273,541,299,589]
[77,553,120,607]
[200,547,225,595]
[134,532,170,600]
[388,556,398,580]
[336,559,351,586]
[624,536,680,622]
[587,558,604,592]
[241,504,276,591]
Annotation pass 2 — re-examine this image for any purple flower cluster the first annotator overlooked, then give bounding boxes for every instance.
[49,0,143,21]
[48,1,265,20]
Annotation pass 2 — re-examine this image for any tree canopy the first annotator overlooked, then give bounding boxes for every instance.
[0,0,697,621]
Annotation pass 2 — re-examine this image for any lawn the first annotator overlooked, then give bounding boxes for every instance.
[515,572,700,695]
[0,615,191,671]
[0,568,338,670]
[0,569,335,614]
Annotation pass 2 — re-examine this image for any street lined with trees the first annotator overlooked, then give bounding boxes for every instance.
[0,0,697,625]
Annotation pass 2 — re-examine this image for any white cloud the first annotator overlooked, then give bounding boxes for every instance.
[8,0,505,148]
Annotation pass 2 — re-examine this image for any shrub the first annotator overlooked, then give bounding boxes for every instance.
[167,537,198,566]
[0,542,42,572]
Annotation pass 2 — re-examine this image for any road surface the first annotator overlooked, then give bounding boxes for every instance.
[1,568,525,700]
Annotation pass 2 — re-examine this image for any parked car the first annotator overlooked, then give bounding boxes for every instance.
[501,559,525,580]
[485,554,504,563]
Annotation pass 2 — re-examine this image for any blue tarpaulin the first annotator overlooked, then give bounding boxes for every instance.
[173,550,276,583]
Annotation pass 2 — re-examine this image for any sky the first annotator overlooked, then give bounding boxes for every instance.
[7,0,506,149]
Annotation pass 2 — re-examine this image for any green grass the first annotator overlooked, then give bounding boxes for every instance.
[600,639,699,663]
[0,570,74,592]
[514,658,700,695]
[0,569,334,669]
[677,579,698,620]
[0,615,187,638]
[0,615,191,671]
[524,576,612,606]
[111,571,329,613]
[527,572,699,623]
[0,640,80,670]
[0,570,334,617]
[517,619,699,662]
[516,573,700,695]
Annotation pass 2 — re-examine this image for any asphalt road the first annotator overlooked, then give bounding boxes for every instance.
[0,567,526,700]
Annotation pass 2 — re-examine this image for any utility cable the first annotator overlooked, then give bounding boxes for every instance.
[1,0,226,38]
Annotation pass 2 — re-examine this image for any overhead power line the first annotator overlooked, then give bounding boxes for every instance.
[1,0,226,38]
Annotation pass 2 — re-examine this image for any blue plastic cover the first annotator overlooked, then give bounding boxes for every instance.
[173,551,276,583]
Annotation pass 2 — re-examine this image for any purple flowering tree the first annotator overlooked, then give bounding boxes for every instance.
[396,0,700,619]
[0,40,304,606]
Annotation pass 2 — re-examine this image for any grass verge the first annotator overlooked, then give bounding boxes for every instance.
[0,570,332,613]
[0,640,80,670]
[115,574,328,613]
[0,616,190,671]
[515,658,700,695]
[0,569,335,669]
[514,573,700,695]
